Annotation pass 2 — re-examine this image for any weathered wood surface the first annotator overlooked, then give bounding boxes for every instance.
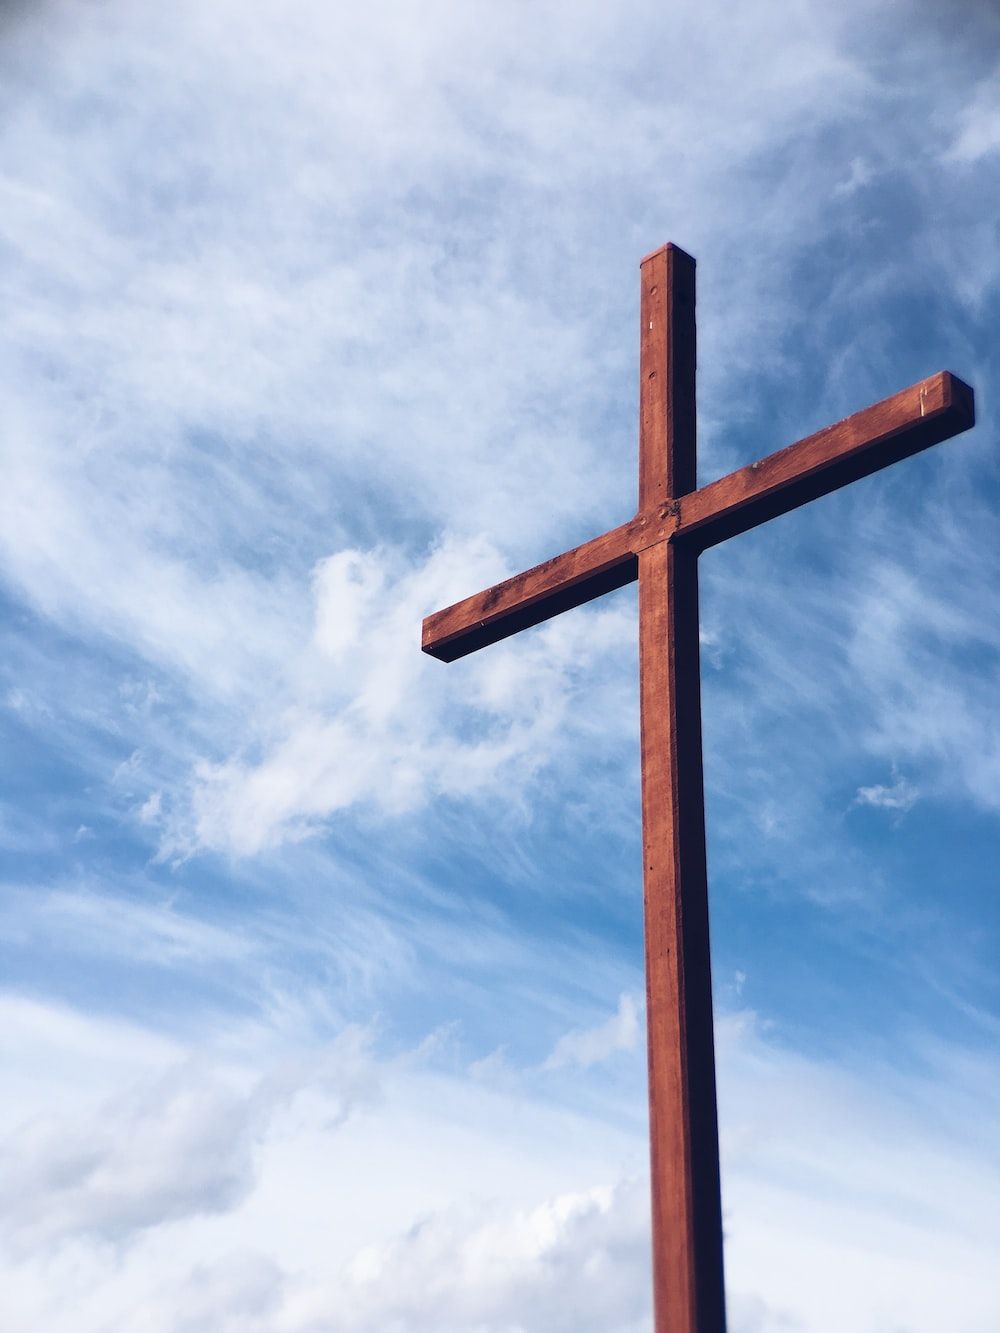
[420,242,976,1333]
[676,370,975,550]
[638,246,726,1333]
[421,520,640,663]
[640,244,697,507]
[640,540,725,1333]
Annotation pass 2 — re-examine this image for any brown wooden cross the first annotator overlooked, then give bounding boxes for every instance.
[421,244,975,1332]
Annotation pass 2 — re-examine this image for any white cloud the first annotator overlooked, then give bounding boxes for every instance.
[0,1024,377,1256]
[0,1062,263,1253]
[138,790,163,824]
[843,507,1000,815]
[0,886,256,970]
[544,993,641,1071]
[147,1253,286,1333]
[172,536,636,855]
[852,772,919,814]
[0,997,996,1331]
[948,61,1000,162]
[833,154,875,196]
[3,0,995,870]
[320,1181,651,1333]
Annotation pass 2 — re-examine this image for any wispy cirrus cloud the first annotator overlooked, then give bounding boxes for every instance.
[852,773,919,814]
[544,993,641,1071]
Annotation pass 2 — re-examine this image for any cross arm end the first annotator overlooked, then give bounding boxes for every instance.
[932,369,975,429]
[421,521,642,662]
[677,370,976,550]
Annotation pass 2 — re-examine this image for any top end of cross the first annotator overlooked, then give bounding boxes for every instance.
[640,241,696,268]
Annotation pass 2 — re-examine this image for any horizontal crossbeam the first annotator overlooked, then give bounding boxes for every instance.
[676,370,974,550]
[421,519,645,662]
[422,370,974,662]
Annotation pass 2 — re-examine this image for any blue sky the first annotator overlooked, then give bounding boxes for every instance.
[1,1,998,1329]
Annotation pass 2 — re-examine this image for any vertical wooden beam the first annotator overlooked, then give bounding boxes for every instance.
[639,541,725,1333]
[639,245,725,1332]
[639,244,697,510]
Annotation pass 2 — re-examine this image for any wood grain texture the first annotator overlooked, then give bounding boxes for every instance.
[676,371,975,550]
[640,244,697,508]
[421,512,676,662]
[639,526,726,1333]
[421,523,637,662]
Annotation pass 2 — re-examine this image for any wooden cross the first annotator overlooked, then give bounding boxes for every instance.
[421,244,975,1332]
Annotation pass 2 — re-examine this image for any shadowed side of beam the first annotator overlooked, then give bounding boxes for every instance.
[422,521,642,662]
[676,371,975,550]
